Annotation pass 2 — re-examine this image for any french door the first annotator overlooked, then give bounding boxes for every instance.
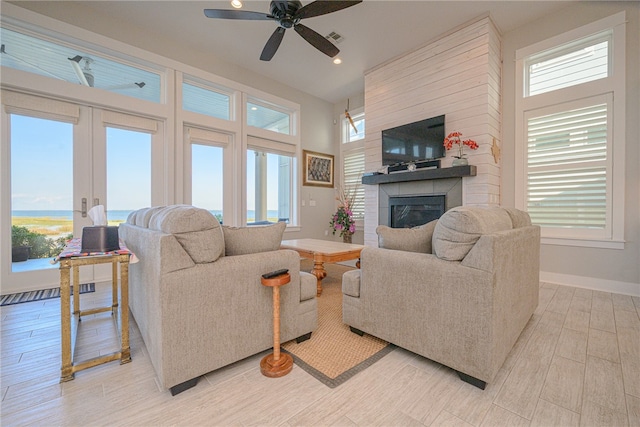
[1,91,164,293]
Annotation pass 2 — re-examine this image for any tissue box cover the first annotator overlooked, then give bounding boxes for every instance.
[81,226,119,253]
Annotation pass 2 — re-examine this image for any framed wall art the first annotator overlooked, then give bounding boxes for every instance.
[302,150,334,187]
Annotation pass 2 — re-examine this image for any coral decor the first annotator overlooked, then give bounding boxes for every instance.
[443,131,479,159]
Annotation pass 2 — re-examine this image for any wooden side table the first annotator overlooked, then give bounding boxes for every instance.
[58,238,132,382]
[260,272,293,378]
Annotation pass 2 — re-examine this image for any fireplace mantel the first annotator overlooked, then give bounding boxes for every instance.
[362,165,476,185]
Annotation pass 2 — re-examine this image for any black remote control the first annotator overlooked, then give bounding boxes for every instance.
[262,269,289,279]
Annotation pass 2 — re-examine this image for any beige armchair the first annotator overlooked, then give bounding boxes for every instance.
[119,205,317,395]
[342,206,540,389]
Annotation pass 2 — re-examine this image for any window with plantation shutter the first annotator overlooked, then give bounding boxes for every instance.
[341,109,365,221]
[343,148,365,220]
[526,100,609,232]
[515,12,625,248]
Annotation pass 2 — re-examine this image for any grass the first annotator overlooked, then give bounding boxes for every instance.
[13,215,278,237]
[12,216,73,237]
[12,216,124,237]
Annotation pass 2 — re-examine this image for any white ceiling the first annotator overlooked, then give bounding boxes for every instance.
[11,1,575,104]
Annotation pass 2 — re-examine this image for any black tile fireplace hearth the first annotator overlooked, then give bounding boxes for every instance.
[389,195,446,228]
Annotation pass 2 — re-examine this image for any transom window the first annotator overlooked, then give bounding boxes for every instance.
[525,32,611,97]
[182,78,231,120]
[247,101,291,134]
[0,27,162,103]
[344,113,365,143]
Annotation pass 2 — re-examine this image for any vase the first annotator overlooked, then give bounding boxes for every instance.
[452,157,468,167]
[343,233,353,244]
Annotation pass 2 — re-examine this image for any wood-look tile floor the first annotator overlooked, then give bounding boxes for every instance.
[1,282,639,426]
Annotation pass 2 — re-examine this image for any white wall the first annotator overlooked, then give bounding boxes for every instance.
[502,3,639,295]
[362,16,502,246]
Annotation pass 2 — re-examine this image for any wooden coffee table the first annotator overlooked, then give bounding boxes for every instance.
[281,238,364,296]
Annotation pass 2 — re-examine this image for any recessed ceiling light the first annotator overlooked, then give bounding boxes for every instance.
[231,0,243,9]
[333,58,342,65]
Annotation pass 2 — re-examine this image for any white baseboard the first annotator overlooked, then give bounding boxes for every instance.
[540,271,640,297]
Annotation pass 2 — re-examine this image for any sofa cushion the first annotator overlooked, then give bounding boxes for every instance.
[432,207,513,261]
[222,222,286,256]
[126,210,138,225]
[128,206,165,228]
[342,269,361,298]
[147,205,224,264]
[148,205,219,233]
[300,272,317,301]
[376,220,437,254]
[502,207,532,229]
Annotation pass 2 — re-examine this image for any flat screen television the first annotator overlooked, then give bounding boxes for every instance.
[381,115,445,166]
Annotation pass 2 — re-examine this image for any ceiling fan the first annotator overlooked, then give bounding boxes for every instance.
[204,0,362,61]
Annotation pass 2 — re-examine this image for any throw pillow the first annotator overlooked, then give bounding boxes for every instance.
[432,206,513,261]
[502,207,532,229]
[376,220,437,253]
[222,221,286,256]
[148,205,224,263]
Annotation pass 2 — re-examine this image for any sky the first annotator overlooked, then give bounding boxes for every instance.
[11,115,152,211]
[11,115,73,211]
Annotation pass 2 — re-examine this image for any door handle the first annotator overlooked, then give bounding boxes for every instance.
[93,198,100,207]
[81,198,87,218]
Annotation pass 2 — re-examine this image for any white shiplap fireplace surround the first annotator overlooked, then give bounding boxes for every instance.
[363,16,502,247]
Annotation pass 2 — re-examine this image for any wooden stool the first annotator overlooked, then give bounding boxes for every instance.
[260,272,294,378]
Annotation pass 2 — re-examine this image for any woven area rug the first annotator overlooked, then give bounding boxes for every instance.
[0,283,95,306]
[282,260,392,388]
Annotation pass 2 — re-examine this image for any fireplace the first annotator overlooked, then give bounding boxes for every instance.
[376,175,463,230]
[389,195,445,228]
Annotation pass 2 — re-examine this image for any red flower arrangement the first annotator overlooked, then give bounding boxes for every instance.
[443,131,479,159]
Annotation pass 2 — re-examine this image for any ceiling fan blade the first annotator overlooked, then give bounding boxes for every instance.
[273,1,289,14]
[294,23,339,58]
[204,9,272,20]
[295,0,362,20]
[105,82,146,90]
[260,27,287,61]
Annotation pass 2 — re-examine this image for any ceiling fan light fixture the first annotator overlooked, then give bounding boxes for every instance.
[333,57,342,65]
[230,0,243,9]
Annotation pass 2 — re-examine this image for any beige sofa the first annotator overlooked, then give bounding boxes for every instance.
[342,206,540,389]
[119,205,317,395]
